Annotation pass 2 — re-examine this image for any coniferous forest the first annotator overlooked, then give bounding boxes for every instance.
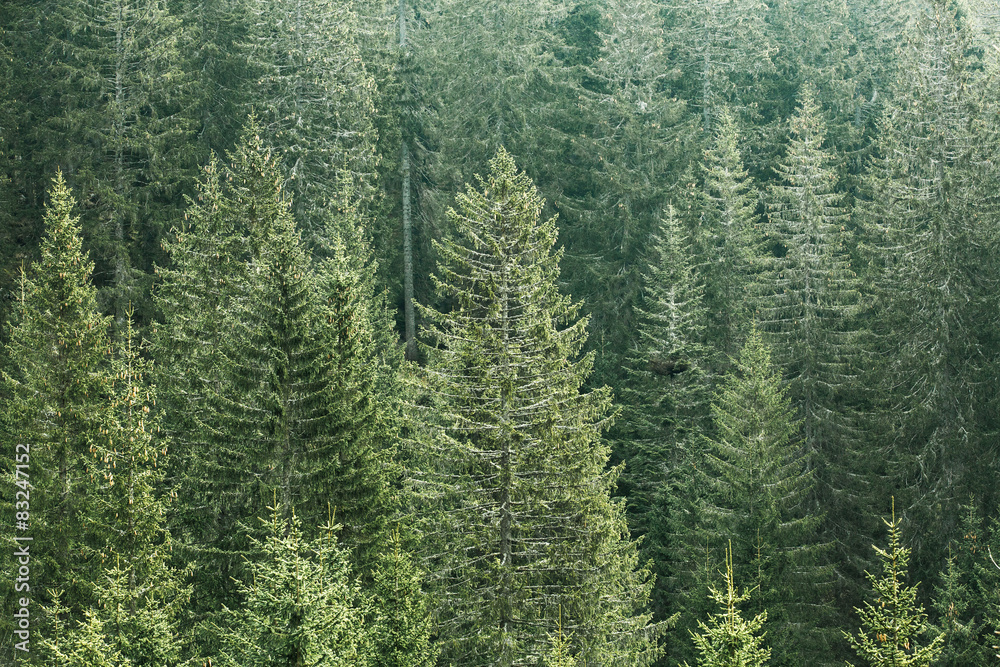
[2,0,1000,664]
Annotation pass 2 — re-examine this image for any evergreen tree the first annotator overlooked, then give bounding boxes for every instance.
[543,614,578,667]
[862,0,1000,582]
[368,530,437,667]
[157,125,397,624]
[617,205,711,627]
[760,85,868,617]
[683,546,771,667]
[37,0,194,324]
[929,501,1000,666]
[215,506,370,667]
[845,501,945,667]
[663,0,775,133]
[694,108,760,360]
[1,174,110,655]
[60,314,189,666]
[411,149,662,666]
[573,0,696,382]
[241,0,381,243]
[691,326,832,666]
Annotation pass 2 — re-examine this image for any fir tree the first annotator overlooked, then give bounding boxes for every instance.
[845,501,945,667]
[683,546,771,667]
[1,174,110,651]
[411,149,662,666]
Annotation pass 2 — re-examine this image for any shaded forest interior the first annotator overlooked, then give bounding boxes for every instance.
[2,0,1000,664]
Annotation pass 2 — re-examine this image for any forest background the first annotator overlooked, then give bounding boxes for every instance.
[2,0,1000,664]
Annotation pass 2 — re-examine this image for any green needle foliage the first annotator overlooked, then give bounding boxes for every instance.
[215,506,369,667]
[1,173,110,647]
[412,148,662,667]
[618,205,711,627]
[684,546,771,667]
[845,501,945,667]
[242,0,381,243]
[694,108,760,362]
[368,530,437,667]
[157,123,397,625]
[37,0,194,324]
[691,325,832,666]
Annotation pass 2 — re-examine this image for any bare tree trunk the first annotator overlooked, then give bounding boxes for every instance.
[400,0,416,360]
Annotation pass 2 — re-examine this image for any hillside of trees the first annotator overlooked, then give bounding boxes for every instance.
[2,0,1000,664]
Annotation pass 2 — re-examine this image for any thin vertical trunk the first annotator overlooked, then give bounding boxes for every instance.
[400,0,416,360]
[114,3,128,325]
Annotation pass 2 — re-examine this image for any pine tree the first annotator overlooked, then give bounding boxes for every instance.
[845,501,945,667]
[691,326,832,666]
[411,149,662,666]
[1,174,110,654]
[683,546,771,667]
[215,506,370,667]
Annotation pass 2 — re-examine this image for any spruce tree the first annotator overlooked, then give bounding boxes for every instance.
[683,546,771,667]
[411,149,662,666]
[37,0,194,324]
[760,85,868,614]
[576,0,696,378]
[845,502,945,667]
[157,125,397,623]
[663,0,775,133]
[617,205,711,627]
[694,108,760,361]
[691,326,832,666]
[60,314,189,666]
[1,174,110,655]
[862,0,1000,582]
[929,501,1000,666]
[241,0,381,243]
[215,507,370,667]
[368,530,437,667]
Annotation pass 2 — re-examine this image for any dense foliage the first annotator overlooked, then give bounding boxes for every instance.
[3,0,1000,665]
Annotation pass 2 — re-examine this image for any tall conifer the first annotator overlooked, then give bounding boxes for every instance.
[691,326,833,666]
[1,174,110,654]
[411,149,662,666]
